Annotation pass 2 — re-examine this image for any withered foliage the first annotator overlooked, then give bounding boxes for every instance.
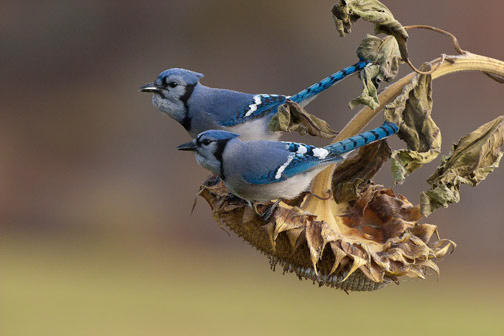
[193,1,503,293]
[332,140,391,203]
[200,177,455,292]
[268,100,337,139]
[385,64,442,184]
[351,35,402,110]
[421,116,504,216]
[331,0,409,60]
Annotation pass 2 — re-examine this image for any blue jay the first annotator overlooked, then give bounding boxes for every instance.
[140,60,369,140]
[177,121,398,205]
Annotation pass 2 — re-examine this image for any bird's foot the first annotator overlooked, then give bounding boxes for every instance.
[261,199,281,222]
[203,175,221,187]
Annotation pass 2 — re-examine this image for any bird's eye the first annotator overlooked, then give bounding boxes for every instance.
[201,139,212,146]
[167,81,178,88]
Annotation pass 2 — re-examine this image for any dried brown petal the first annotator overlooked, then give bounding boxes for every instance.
[411,223,438,242]
[306,221,324,276]
[342,255,368,282]
[329,242,347,275]
[286,228,304,252]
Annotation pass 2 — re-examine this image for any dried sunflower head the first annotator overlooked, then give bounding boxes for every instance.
[199,176,455,292]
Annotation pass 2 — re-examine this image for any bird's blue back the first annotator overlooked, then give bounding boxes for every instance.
[185,60,369,131]
[197,87,285,125]
[226,121,398,185]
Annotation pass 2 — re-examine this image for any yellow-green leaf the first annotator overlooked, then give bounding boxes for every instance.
[421,116,504,216]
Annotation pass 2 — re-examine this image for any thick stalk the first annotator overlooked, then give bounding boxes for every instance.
[309,52,504,198]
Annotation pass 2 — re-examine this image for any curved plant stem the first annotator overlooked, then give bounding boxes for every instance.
[403,25,465,55]
[306,52,504,215]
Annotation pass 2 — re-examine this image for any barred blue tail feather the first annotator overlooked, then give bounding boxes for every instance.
[289,60,369,105]
[325,121,399,155]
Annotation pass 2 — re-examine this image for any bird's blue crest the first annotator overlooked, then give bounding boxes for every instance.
[157,68,204,86]
[197,130,240,142]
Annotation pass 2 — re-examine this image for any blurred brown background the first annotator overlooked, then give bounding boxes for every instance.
[1,1,503,335]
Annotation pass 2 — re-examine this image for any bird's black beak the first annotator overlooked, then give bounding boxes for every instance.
[177,141,197,151]
[139,83,161,93]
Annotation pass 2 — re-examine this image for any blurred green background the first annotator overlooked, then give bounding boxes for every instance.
[1,1,503,335]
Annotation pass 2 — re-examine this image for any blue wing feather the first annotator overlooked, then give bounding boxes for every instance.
[202,60,368,128]
[219,94,287,127]
[242,142,342,185]
[240,122,399,185]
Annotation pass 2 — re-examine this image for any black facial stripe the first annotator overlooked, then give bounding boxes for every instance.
[180,84,195,107]
[181,115,192,131]
[179,84,195,131]
[213,140,229,180]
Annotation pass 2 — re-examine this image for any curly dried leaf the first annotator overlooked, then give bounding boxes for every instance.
[331,0,408,59]
[332,140,391,203]
[350,65,380,110]
[385,64,442,183]
[268,100,337,138]
[359,35,402,73]
[421,116,504,216]
[351,35,402,110]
